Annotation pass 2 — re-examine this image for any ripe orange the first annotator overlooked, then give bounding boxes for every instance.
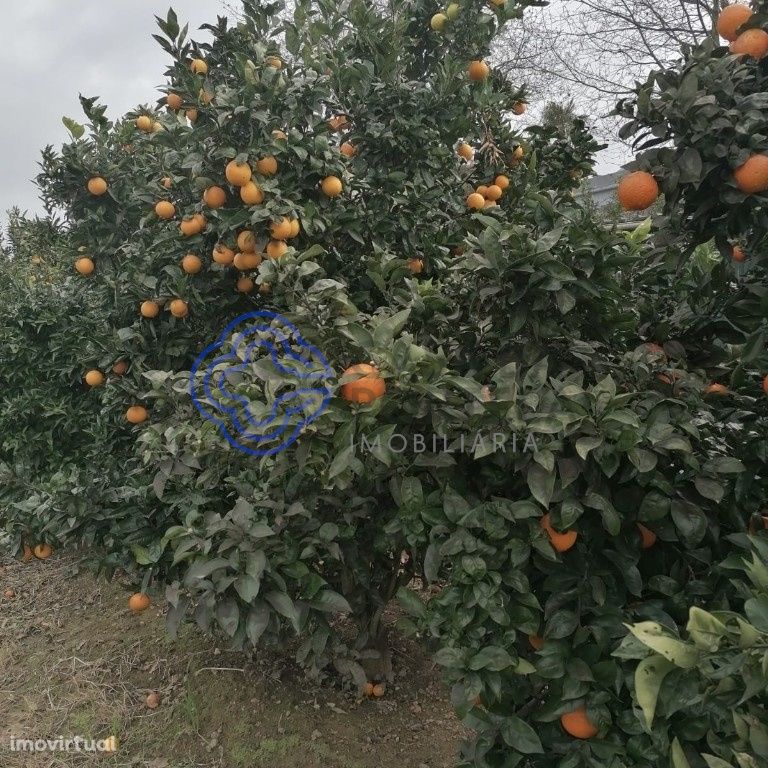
[236,276,255,293]
[512,146,524,162]
[166,93,183,110]
[476,185,489,197]
[717,3,753,40]
[270,217,293,240]
[321,175,343,197]
[75,257,95,276]
[466,192,485,210]
[136,115,153,132]
[87,177,108,196]
[182,254,203,274]
[203,186,227,209]
[180,216,203,237]
[146,692,161,709]
[169,299,189,318]
[186,108,199,123]
[237,230,257,253]
[256,156,278,176]
[494,175,510,189]
[512,101,527,115]
[561,708,598,739]
[485,184,503,201]
[763,373,768,395]
[240,182,264,205]
[272,129,287,140]
[212,244,235,265]
[112,360,128,376]
[407,258,424,274]
[734,154,768,194]
[483,199,497,208]
[3,589,15,600]
[341,364,386,404]
[732,245,746,262]
[540,513,577,553]
[528,634,544,650]
[363,682,375,698]
[34,544,53,560]
[372,683,386,698]
[128,592,151,612]
[266,55,283,69]
[85,370,105,387]
[457,143,474,161]
[266,240,288,259]
[617,171,660,210]
[234,252,262,270]
[340,142,356,157]
[637,523,657,549]
[155,200,176,219]
[288,218,301,238]
[225,160,253,187]
[328,115,349,132]
[730,28,768,58]
[161,176,172,189]
[190,58,208,75]
[704,382,729,395]
[140,300,160,319]
[152,121,164,134]
[468,60,490,81]
[193,213,206,232]
[126,406,148,425]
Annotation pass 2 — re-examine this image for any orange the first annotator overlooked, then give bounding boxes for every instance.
[112,361,128,376]
[140,300,160,319]
[152,121,164,133]
[146,692,161,709]
[561,708,598,739]
[3,589,15,600]
[85,369,105,387]
[363,682,375,698]
[256,156,278,176]
[617,171,660,210]
[128,592,151,612]
[512,146,524,162]
[272,129,287,140]
[288,218,301,238]
[225,160,253,187]
[182,254,203,274]
[340,142,356,157]
[476,185,489,197]
[457,143,474,161]
[126,406,148,425]
[75,257,95,276]
[155,200,176,219]
[637,523,657,549]
[212,244,235,265]
[136,115,153,132]
[203,186,227,208]
[87,177,108,196]
[169,299,189,318]
[512,101,527,115]
[328,115,349,132]
[321,175,343,197]
[341,364,386,404]
[194,213,207,232]
[466,192,485,210]
[717,3,753,40]
[198,88,214,105]
[704,382,729,395]
[485,184,503,201]
[265,55,283,68]
[266,240,288,259]
[730,28,768,58]
[180,216,203,237]
[166,93,183,110]
[732,245,746,262]
[483,199,497,208]
[540,513,577,553]
[494,175,510,189]
[270,217,293,240]
[186,108,199,123]
[372,683,386,698]
[237,230,257,253]
[468,60,490,81]
[190,58,208,75]
[161,176,172,189]
[528,634,544,650]
[233,252,262,270]
[240,182,264,205]
[407,258,424,274]
[33,544,53,560]
[236,276,255,293]
[763,374,768,395]
[734,154,768,194]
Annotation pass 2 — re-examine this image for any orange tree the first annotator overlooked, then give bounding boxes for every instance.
[0,1,760,766]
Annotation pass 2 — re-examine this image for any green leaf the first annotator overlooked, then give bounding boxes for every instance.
[246,603,270,644]
[671,738,692,768]
[311,590,352,613]
[372,308,410,348]
[694,477,725,503]
[627,622,699,668]
[634,654,674,730]
[686,607,727,651]
[397,587,427,619]
[576,436,602,459]
[527,463,555,508]
[468,646,515,671]
[215,598,240,637]
[500,716,544,754]
[62,116,85,139]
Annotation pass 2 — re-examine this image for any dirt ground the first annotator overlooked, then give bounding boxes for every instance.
[0,552,464,768]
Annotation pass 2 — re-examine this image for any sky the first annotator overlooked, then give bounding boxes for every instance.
[1,1,218,221]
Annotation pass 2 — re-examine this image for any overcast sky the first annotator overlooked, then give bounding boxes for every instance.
[2,1,218,221]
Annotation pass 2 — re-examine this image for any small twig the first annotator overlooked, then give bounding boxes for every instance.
[194,666,245,675]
